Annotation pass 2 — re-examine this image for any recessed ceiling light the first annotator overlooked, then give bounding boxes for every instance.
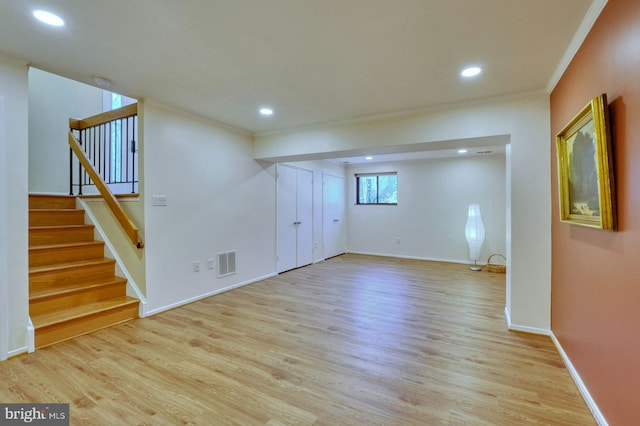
[33,10,65,27]
[458,149,468,154]
[365,156,373,160]
[259,108,274,116]
[461,66,482,78]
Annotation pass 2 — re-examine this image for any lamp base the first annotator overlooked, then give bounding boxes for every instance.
[469,266,482,271]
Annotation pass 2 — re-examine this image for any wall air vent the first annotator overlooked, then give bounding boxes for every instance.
[217,251,236,278]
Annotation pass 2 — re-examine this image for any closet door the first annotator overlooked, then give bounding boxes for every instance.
[323,174,346,259]
[295,168,313,267]
[276,165,298,273]
[276,165,313,273]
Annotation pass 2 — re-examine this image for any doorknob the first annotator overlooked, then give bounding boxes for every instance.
[333,219,340,222]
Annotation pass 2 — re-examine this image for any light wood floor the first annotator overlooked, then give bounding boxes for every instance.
[1,254,594,425]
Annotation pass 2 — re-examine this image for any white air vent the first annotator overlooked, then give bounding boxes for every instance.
[217,251,236,278]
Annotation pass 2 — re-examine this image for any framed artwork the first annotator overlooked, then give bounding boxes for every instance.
[556,94,616,230]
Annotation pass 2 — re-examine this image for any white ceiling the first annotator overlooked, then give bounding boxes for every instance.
[0,0,598,139]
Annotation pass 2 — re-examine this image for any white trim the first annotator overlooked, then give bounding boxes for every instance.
[507,323,550,336]
[8,346,28,358]
[504,306,511,328]
[346,250,486,266]
[27,317,35,353]
[546,0,609,93]
[145,272,277,317]
[504,307,551,335]
[550,332,608,426]
[78,198,148,317]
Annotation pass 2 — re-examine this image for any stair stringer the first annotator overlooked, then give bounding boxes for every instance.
[77,198,147,317]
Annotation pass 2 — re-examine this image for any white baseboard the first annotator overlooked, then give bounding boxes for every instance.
[145,272,277,317]
[27,317,34,353]
[503,307,551,335]
[550,333,608,426]
[346,250,483,265]
[8,346,28,358]
[505,306,606,425]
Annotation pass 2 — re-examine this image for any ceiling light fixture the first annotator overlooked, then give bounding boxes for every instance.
[93,76,112,88]
[33,10,65,27]
[259,108,274,116]
[461,66,482,78]
[458,149,468,154]
[365,156,373,160]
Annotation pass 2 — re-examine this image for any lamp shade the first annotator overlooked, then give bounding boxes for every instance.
[464,203,485,261]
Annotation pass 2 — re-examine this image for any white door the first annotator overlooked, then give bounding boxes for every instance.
[276,165,313,273]
[296,168,313,267]
[323,174,346,259]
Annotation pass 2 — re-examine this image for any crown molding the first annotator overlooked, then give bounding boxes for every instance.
[547,0,609,93]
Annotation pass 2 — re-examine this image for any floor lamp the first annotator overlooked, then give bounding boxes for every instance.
[465,203,485,271]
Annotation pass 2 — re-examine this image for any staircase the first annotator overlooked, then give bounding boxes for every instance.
[29,194,139,348]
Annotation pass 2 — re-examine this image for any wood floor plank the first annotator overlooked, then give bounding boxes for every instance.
[0,254,595,425]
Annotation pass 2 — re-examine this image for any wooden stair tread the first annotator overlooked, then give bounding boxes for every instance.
[31,296,139,329]
[30,277,127,301]
[29,208,82,212]
[29,224,94,230]
[29,240,104,251]
[29,258,116,275]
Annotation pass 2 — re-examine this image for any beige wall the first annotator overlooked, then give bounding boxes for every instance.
[550,0,640,423]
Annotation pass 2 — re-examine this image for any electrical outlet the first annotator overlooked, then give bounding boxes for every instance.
[396,238,401,244]
[207,258,215,270]
[152,195,168,206]
[193,260,200,272]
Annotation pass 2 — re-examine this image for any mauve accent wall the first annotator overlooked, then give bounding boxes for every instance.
[550,0,640,424]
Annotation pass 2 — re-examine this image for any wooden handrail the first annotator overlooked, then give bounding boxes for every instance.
[68,131,144,249]
[69,103,137,130]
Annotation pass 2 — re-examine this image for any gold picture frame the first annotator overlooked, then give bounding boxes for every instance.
[556,94,616,230]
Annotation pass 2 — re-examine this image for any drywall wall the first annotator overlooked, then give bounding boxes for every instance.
[142,101,276,314]
[550,0,640,423]
[0,58,29,355]
[28,68,103,193]
[81,199,146,295]
[0,96,7,360]
[347,155,506,263]
[254,93,551,331]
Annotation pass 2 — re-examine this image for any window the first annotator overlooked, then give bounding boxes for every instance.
[356,172,397,205]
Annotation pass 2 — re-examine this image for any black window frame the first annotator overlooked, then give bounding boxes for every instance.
[355,172,398,205]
